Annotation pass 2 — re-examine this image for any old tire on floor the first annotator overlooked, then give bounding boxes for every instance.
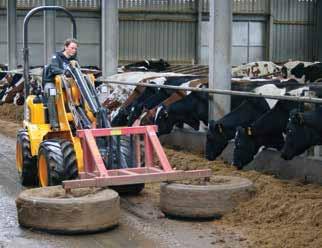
[16,186,120,234]
[160,176,255,219]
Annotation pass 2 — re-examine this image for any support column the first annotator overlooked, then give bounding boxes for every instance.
[43,0,56,64]
[7,0,17,69]
[208,0,232,121]
[195,0,203,64]
[268,0,274,61]
[101,0,118,77]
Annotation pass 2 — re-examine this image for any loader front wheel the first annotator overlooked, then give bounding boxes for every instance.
[16,129,37,186]
[38,139,78,187]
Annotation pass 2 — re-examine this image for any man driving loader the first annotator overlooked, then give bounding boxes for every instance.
[43,38,78,129]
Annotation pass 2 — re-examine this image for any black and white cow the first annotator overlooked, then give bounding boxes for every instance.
[154,91,209,136]
[0,73,24,104]
[281,62,322,84]
[205,79,311,162]
[121,59,170,72]
[232,85,316,169]
[232,99,301,169]
[281,107,322,160]
[125,76,204,126]
[111,85,158,127]
[205,97,270,161]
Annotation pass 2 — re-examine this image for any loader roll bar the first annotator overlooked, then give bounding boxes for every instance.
[23,6,77,98]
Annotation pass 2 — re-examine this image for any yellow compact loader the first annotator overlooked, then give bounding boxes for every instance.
[16,6,110,187]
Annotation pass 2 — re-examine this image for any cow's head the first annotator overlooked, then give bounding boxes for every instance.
[111,107,129,127]
[154,105,173,136]
[281,110,321,160]
[205,121,228,161]
[232,127,258,169]
[233,126,285,169]
[127,104,145,126]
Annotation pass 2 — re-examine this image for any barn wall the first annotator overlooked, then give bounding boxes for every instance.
[0,0,320,66]
[319,0,322,61]
[0,10,101,67]
[201,0,319,64]
[271,0,319,62]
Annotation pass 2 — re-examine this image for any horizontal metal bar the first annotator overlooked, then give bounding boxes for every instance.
[273,20,315,26]
[77,125,158,138]
[96,78,322,104]
[62,169,212,189]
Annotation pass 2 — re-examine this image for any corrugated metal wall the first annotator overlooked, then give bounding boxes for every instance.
[202,0,270,14]
[318,0,322,61]
[120,20,196,63]
[0,0,271,12]
[0,0,320,65]
[271,0,319,62]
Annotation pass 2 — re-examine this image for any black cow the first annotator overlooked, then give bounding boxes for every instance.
[232,100,301,169]
[126,76,203,126]
[0,72,7,82]
[281,107,322,160]
[289,63,322,83]
[111,85,158,127]
[205,97,270,161]
[0,73,24,104]
[154,91,208,136]
[122,59,170,72]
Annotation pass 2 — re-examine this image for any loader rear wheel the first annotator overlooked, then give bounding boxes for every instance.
[38,139,78,187]
[160,176,255,219]
[16,186,120,234]
[16,129,37,186]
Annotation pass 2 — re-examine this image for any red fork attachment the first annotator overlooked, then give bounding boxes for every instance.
[62,125,212,190]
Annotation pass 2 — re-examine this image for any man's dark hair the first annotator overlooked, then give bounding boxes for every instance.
[64,38,78,47]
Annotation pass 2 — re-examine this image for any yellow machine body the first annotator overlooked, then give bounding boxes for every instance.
[22,75,97,174]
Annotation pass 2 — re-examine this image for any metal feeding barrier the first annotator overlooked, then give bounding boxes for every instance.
[96,77,322,104]
[63,125,212,189]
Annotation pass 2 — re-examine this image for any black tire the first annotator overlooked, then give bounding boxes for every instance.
[38,139,78,186]
[160,176,255,219]
[110,183,145,195]
[16,129,38,186]
[109,136,145,195]
[16,186,120,234]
